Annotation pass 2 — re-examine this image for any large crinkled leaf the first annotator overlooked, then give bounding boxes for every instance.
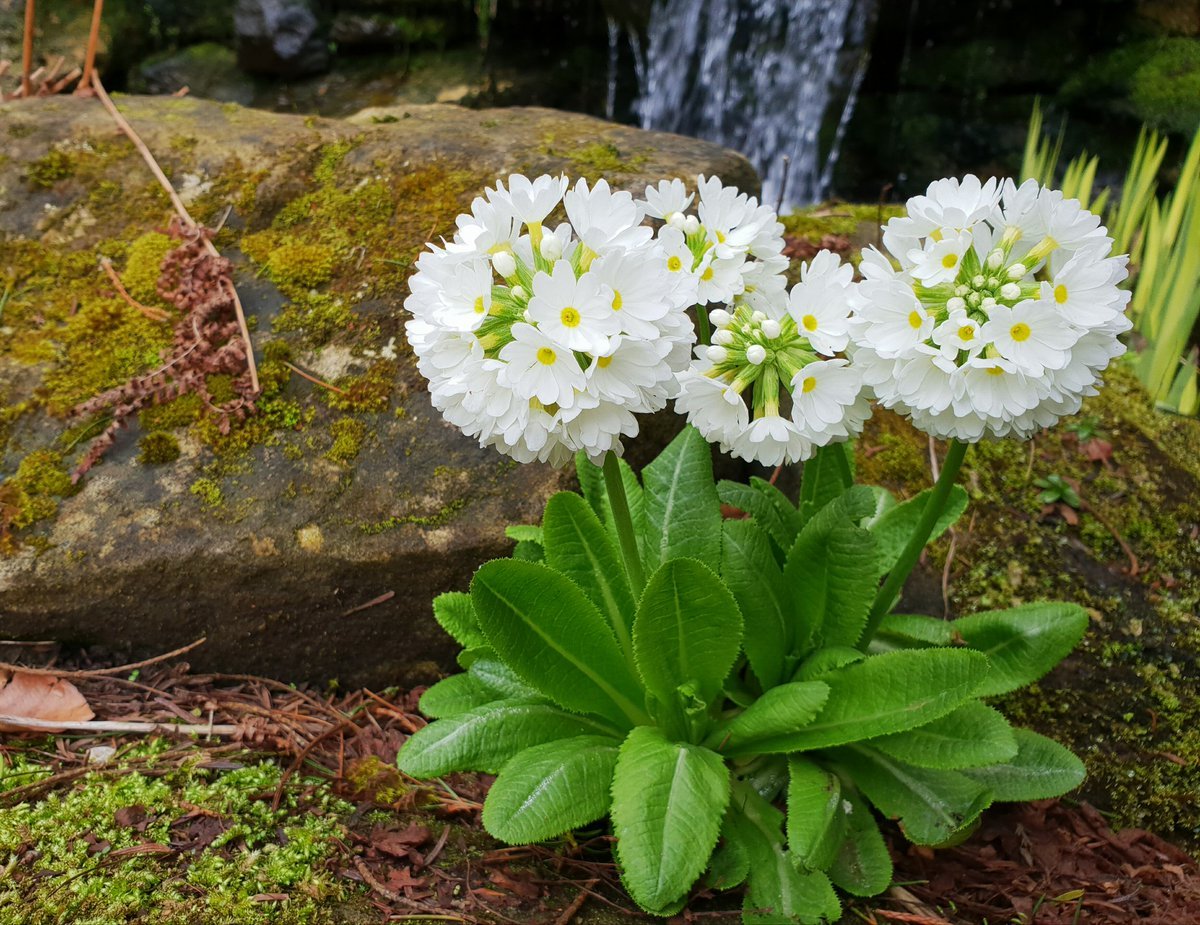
[611,726,730,914]
[717,480,795,560]
[826,790,892,896]
[721,520,790,689]
[468,657,541,700]
[397,699,619,777]
[786,757,844,872]
[871,702,1018,770]
[726,784,842,925]
[870,485,969,576]
[418,673,497,719]
[952,602,1089,697]
[963,728,1086,801]
[634,558,743,711]
[750,477,804,542]
[832,745,993,846]
[798,443,855,523]
[712,682,831,757]
[761,648,988,751]
[576,452,646,560]
[784,488,879,653]
[482,736,620,844]
[543,491,637,652]
[432,591,486,649]
[873,613,955,648]
[471,559,646,728]
[641,425,722,571]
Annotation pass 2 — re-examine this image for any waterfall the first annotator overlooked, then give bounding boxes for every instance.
[631,0,877,209]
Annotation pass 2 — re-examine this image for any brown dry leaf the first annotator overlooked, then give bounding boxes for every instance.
[0,669,94,731]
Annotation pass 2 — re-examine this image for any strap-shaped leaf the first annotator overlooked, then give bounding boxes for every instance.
[398,699,619,777]
[952,602,1089,697]
[505,524,544,543]
[874,613,955,648]
[512,540,544,562]
[419,673,497,719]
[433,592,486,649]
[726,783,842,925]
[826,790,892,896]
[786,757,844,872]
[762,648,987,751]
[543,491,637,652]
[833,745,993,846]
[576,452,646,558]
[705,815,751,890]
[798,443,854,523]
[794,646,865,681]
[482,736,620,844]
[718,481,790,559]
[872,702,1018,770]
[870,485,968,575]
[721,520,790,689]
[611,726,730,913]
[750,477,804,542]
[642,425,722,571]
[634,558,742,709]
[468,657,541,700]
[471,559,646,728]
[712,682,831,756]
[784,488,879,652]
[963,728,1085,801]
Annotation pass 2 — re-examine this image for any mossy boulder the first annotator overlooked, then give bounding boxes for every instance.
[0,94,756,687]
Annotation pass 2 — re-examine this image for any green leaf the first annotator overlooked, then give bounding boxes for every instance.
[953,602,1089,697]
[505,524,544,543]
[963,728,1085,801]
[718,481,792,560]
[576,452,646,558]
[512,539,544,561]
[705,819,750,889]
[642,425,722,571]
[826,790,892,896]
[784,488,879,652]
[798,443,854,523]
[872,702,1018,770]
[870,486,969,575]
[721,520,789,689]
[713,682,831,756]
[763,648,988,751]
[398,700,619,777]
[611,726,730,913]
[471,559,646,728]
[482,736,620,844]
[726,784,841,925]
[634,558,743,709]
[433,591,486,649]
[750,477,805,541]
[419,673,497,718]
[543,491,637,651]
[874,613,955,648]
[794,647,865,681]
[467,657,541,700]
[832,746,993,846]
[786,757,844,872]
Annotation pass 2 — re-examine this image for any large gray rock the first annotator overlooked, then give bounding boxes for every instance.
[234,0,329,77]
[0,94,757,686]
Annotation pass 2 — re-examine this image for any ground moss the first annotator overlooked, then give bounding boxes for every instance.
[0,743,353,925]
[25,148,74,188]
[138,393,204,431]
[138,431,181,465]
[780,202,904,241]
[326,418,368,464]
[121,232,175,305]
[324,361,398,414]
[189,477,224,507]
[0,450,74,530]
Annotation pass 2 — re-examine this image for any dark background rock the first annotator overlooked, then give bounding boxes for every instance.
[0,95,757,687]
[234,0,331,77]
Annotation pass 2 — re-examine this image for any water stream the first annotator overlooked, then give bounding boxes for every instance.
[624,0,877,208]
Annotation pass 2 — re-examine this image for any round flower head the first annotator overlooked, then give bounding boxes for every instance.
[675,251,870,466]
[852,176,1130,441]
[404,174,695,465]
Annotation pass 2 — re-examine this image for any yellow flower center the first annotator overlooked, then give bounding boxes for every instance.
[701,267,714,281]
[986,365,1005,377]
[536,347,557,365]
[597,355,613,369]
[801,376,816,394]
[1054,284,1068,304]
[667,255,683,272]
[473,296,485,314]
[941,252,958,269]
[560,307,581,328]
[930,229,944,242]
[908,310,924,329]
[1010,322,1032,343]
[716,230,726,243]
[612,291,623,311]
[802,314,818,331]
[958,325,975,341]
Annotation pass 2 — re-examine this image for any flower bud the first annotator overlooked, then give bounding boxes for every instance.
[667,212,686,230]
[492,250,516,278]
[986,277,1000,289]
[1000,282,1021,300]
[712,329,734,346]
[511,285,528,301]
[1006,263,1028,280]
[540,235,563,261]
[706,345,729,364]
[683,215,701,235]
[947,296,966,313]
[967,292,982,308]
[972,275,986,288]
[981,297,997,309]
[751,310,767,324]
[954,285,970,297]
[986,250,1004,270]
[709,308,732,327]
[761,319,781,339]
[746,344,767,366]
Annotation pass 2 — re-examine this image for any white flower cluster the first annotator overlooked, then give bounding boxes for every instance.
[404,174,695,465]
[851,175,1130,441]
[675,251,871,466]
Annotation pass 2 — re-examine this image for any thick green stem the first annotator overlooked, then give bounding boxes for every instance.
[603,451,646,595]
[862,439,970,643]
[695,304,711,346]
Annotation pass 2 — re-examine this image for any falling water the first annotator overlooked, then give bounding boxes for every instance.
[631,0,877,209]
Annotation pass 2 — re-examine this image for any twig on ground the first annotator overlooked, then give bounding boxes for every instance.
[77,0,104,95]
[554,878,599,925]
[0,638,206,678]
[284,361,347,395]
[342,591,395,617]
[20,0,34,98]
[0,715,240,735]
[99,257,171,322]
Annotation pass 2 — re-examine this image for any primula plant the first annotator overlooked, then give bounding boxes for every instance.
[398,173,1126,923]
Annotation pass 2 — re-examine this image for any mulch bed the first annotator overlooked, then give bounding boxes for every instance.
[2,646,1197,925]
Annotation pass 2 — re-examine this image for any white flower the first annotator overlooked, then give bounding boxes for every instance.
[526,259,617,353]
[850,175,1129,441]
[564,178,652,255]
[639,178,694,221]
[488,173,568,226]
[787,249,854,354]
[499,322,588,407]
